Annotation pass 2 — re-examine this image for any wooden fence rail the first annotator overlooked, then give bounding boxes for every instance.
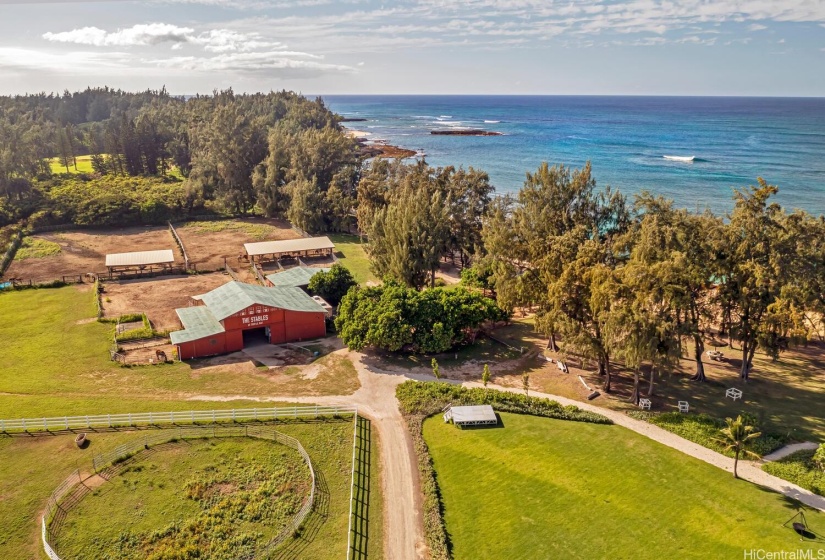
[0,405,357,434]
[168,221,190,270]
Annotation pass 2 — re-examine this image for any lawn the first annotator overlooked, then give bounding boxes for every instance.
[48,155,95,174]
[329,233,376,285]
[55,437,310,559]
[47,155,185,178]
[0,420,382,560]
[424,412,822,560]
[0,285,359,419]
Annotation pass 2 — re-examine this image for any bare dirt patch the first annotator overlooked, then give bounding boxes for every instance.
[177,218,302,272]
[4,227,177,283]
[102,273,230,330]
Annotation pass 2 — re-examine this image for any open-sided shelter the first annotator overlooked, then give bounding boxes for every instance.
[105,249,175,274]
[244,236,335,263]
[170,281,327,360]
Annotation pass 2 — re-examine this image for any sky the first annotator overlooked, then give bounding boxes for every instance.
[0,0,823,96]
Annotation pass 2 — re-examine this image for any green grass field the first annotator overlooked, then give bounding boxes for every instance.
[13,237,62,260]
[0,420,382,559]
[56,437,311,559]
[48,155,95,174]
[47,155,185,179]
[0,286,359,419]
[329,234,376,285]
[424,412,822,560]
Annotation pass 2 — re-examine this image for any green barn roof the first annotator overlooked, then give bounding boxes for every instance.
[266,266,330,288]
[198,281,326,321]
[170,306,225,344]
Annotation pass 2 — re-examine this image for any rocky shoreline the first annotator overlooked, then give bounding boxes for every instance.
[345,128,418,159]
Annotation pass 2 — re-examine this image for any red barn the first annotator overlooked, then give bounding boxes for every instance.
[170,281,327,360]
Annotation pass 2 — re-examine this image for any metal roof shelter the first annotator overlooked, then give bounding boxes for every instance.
[266,266,330,288]
[244,236,335,261]
[105,249,175,269]
[444,405,498,427]
[170,306,225,344]
[198,281,326,321]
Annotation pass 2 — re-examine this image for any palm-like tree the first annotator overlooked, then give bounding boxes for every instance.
[713,415,762,479]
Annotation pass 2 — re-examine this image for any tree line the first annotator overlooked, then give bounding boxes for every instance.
[353,160,825,397]
[0,87,360,230]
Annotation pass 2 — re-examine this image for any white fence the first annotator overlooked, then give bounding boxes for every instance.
[0,405,357,433]
[42,424,322,560]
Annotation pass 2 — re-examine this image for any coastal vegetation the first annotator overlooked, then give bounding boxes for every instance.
[335,281,505,354]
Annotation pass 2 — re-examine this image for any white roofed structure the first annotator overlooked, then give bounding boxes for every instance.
[105,249,175,270]
[244,236,335,262]
[444,405,498,427]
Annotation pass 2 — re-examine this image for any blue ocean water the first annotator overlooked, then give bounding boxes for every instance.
[322,95,825,215]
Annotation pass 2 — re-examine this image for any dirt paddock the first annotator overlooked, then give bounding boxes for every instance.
[102,273,231,331]
[177,218,302,272]
[4,226,178,283]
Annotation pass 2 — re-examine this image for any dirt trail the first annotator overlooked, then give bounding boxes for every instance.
[187,350,429,559]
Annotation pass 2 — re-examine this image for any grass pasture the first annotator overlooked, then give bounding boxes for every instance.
[55,436,311,559]
[424,412,822,560]
[328,234,375,285]
[0,285,358,420]
[48,155,95,174]
[0,420,382,559]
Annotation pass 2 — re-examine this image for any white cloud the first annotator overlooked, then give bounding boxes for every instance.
[44,24,194,47]
[748,23,768,31]
[146,51,354,76]
[0,47,134,74]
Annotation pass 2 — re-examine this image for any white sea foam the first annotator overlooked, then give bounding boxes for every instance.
[438,115,452,119]
[484,120,501,123]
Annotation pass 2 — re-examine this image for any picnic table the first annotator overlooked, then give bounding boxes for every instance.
[725,388,743,401]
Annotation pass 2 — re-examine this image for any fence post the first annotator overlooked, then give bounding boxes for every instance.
[65,417,68,430]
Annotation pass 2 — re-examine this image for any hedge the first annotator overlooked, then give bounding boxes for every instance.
[762,449,825,496]
[627,411,788,458]
[396,381,611,560]
[397,381,613,424]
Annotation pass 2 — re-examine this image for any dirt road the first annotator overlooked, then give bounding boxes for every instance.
[188,350,429,560]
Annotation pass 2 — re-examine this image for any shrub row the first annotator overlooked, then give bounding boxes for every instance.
[404,413,451,560]
[627,411,788,458]
[396,381,612,560]
[396,381,613,424]
[0,230,23,277]
[114,314,159,342]
[762,449,825,496]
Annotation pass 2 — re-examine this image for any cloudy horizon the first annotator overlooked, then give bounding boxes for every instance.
[0,0,823,96]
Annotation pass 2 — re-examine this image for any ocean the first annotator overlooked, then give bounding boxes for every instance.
[322,95,825,216]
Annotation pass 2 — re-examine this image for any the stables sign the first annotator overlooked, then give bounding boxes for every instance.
[241,313,270,327]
